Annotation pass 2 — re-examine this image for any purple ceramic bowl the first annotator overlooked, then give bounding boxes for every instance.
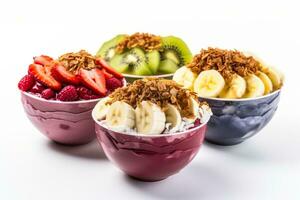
[21,91,101,145]
[93,112,210,182]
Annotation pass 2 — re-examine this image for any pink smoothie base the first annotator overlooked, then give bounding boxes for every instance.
[21,91,100,145]
[93,113,209,181]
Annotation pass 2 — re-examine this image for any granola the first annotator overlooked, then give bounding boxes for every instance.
[58,50,97,73]
[107,78,206,118]
[187,47,262,81]
[116,32,162,53]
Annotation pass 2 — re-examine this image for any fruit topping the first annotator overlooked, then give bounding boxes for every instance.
[18,74,36,91]
[76,86,101,100]
[19,50,125,101]
[41,88,55,100]
[28,64,62,91]
[95,58,124,79]
[96,34,127,62]
[79,68,107,95]
[96,33,192,76]
[93,78,211,135]
[106,77,123,91]
[173,47,284,99]
[51,63,80,85]
[29,82,45,94]
[57,85,78,101]
[33,55,53,66]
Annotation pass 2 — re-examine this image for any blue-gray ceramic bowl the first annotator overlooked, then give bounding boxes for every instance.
[199,90,281,146]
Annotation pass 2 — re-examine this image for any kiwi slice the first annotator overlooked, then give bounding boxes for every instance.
[109,53,129,73]
[146,50,160,74]
[110,48,152,75]
[158,59,179,74]
[96,34,126,61]
[160,36,193,66]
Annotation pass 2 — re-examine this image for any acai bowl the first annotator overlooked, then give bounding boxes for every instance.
[92,78,212,181]
[173,48,284,145]
[19,50,125,145]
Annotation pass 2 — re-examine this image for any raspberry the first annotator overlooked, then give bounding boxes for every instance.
[57,85,78,101]
[18,74,36,91]
[106,77,123,91]
[29,83,45,94]
[77,86,102,100]
[41,88,56,100]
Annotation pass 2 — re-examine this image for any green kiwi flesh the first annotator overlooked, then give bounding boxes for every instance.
[161,36,192,66]
[96,34,126,61]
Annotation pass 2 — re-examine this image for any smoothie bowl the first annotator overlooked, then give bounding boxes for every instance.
[96,32,193,83]
[173,48,284,145]
[92,78,211,181]
[18,50,125,145]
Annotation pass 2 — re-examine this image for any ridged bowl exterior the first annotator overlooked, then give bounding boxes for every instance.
[94,122,208,181]
[199,90,281,145]
[21,92,99,145]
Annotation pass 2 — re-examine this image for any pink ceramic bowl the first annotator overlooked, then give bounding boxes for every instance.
[93,112,210,181]
[21,91,101,145]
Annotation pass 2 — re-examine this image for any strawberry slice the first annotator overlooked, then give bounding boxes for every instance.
[102,69,113,79]
[79,68,107,95]
[96,58,124,79]
[33,55,53,66]
[28,64,62,91]
[51,63,80,85]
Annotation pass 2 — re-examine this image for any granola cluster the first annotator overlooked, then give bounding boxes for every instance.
[58,50,97,73]
[187,48,262,81]
[116,33,162,53]
[107,78,203,118]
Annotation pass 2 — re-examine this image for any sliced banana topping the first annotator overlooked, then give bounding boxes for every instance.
[219,74,246,99]
[256,71,273,95]
[164,104,182,132]
[92,97,111,120]
[243,74,265,98]
[261,66,282,90]
[173,66,197,89]
[193,70,225,98]
[184,97,200,123]
[135,101,166,135]
[106,101,135,131]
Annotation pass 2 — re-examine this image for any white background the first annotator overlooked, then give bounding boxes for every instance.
[0,0,299,199]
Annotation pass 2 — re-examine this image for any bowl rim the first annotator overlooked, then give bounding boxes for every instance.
[123,73,174,78]
[92,106,210,138]
[198,88,281,102]
[21,91,103,104]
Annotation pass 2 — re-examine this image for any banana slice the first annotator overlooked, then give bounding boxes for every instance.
[243,74,265,98]
[135,101,166,135]
[193,70,225,98]
[261,67,282,90]
[106,101,135,131]
[256,71,273,94]
[164,104,181,132]
[185,97,200,123]
[219,74,246,99]
[173,66,197,89]
[92,97,111,120]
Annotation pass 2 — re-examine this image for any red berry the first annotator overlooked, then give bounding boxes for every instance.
[41,88,56,100]
[106,77,123,91]
[194,118,201,127]
[77,86,102,100]
[28,64,61,91]
[29,83,45,94]
[18,74,36,91]
[57,85,78,101]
